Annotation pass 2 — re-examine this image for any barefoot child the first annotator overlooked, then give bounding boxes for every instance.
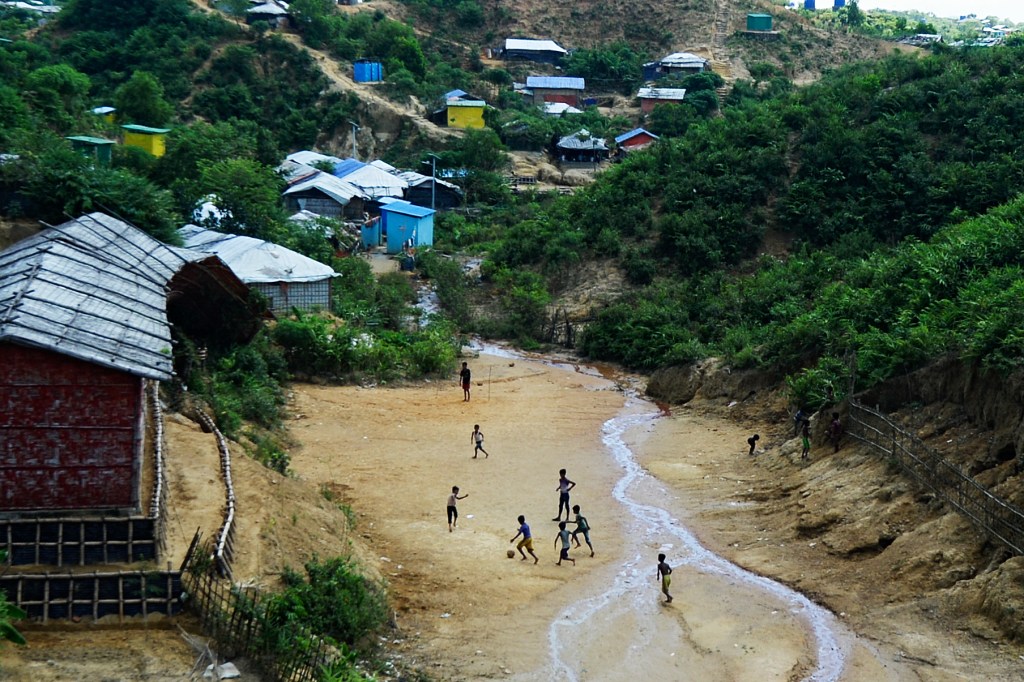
[554,521,576,566]
[510,515,539,563]
[656,553,673,603]
[459,362,471,401]
[471,424,489,458]
[553,469,576,521]
[570,504,594,557]
[447,486,468,532]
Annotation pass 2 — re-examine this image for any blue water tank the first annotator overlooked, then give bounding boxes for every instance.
[834,0,845,6]
[804,0,815,8]
[354,60,383,83]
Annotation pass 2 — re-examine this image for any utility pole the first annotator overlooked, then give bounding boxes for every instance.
[348,120,360,160]
[424,153,441,210]
[428,153,440,210]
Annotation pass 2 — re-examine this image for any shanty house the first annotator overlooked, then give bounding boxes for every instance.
[282,168,369,219]
[90,106,116,124]
[380,201,435,254]
[503,38,567,65]
[444,99,487,129]
[542,102,583,117]
[247,1,290,28]
[556,129,610,164]
[615,128,660,153]
[66,136,115,167]
[396,170,463,210]
[122,124,170,158]
[179,225,338,314]
[526,76,585,106]
[0,213,252,514]
[643,52,710,80]
[366,160,464,210]
[331,158,408,200]
[637,87,687,113]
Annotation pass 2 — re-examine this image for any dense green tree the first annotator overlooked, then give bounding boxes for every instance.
[844,1,865,27]
[22,64,90,133]
[61,0,194,32]
[0,86,31,144]
[114,71,173,126]
[195,159,287,241]
[564,42,644,95]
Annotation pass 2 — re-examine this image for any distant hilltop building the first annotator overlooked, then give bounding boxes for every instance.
[643,52,710,81]
[503,38,568,65]
[899,33,943,46]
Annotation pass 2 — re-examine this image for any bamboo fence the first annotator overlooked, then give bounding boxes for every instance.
[848,399,1024,555]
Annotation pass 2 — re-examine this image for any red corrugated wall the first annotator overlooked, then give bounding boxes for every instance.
[0,343,142,512]
[541,93,580,106]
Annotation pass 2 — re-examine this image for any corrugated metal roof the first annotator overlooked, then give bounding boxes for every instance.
[615,128,659,144]
[395,170,462,193]
[380,201,435,218]
[277,159,321,185]
[526,76,585,90]
[66,135,116,145]
[121,124,170,134]
[0,213,210,380]
[447,100,486,108]
[637,87,687,100]
[179,226,338,284]
[556,129,608,151]
[444,89,469,100]
[505,38,567,54]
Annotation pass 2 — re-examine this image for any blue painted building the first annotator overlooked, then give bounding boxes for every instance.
[381,201,435,254]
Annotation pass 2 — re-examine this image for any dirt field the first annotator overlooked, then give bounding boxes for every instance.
[4,349,1023,681]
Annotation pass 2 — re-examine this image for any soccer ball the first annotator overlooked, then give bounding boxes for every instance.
[506,549,516,559]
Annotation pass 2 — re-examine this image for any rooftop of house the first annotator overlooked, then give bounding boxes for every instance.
[526,76,585,90]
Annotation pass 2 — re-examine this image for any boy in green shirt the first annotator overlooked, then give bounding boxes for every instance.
[570,504,594,557]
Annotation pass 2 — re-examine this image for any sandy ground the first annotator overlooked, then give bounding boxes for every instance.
[4,349,1023,681]
[281,350,1024,681]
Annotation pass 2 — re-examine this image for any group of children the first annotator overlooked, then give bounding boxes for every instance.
[452,363,672,603]
[747,408,845,462]
[446,467,595,568]
[507,469,594,566]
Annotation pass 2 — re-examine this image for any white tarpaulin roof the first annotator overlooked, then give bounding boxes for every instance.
[0,212,214,380]
[505,38,567,54]
[543,102,583,116]
[285,150,343,167]
[179,225,338,284]
[283,171,368,205]
[332,158,408,198]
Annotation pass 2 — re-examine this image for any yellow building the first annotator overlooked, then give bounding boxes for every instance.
[91,106,116,124]
[121,124,171,157]
[446,100,486,129]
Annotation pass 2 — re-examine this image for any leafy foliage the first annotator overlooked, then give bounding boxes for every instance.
[272,556,387,650]
[564,42,645,95]
[0,551,26,647]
